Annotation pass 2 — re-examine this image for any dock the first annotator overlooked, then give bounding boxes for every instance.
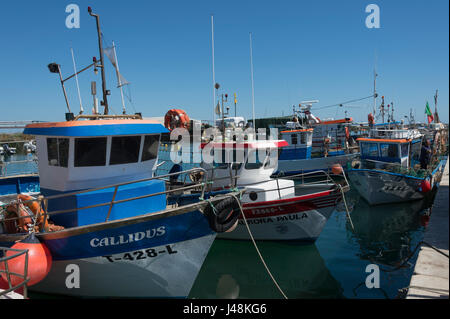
[407,160,449,299]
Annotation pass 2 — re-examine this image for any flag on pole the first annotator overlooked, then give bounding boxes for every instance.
[104,46,130,87]
[215,101,221,115]
[425,101,434,124]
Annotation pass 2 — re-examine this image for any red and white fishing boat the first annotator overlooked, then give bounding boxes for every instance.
[199,138,349,241]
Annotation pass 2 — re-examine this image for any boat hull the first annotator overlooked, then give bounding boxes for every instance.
[0,206,216,298]
[348,169,425,205]
[218,190,341,241]
[275,153,358,176]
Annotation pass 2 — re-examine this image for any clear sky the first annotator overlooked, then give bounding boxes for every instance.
[0,0,448,124]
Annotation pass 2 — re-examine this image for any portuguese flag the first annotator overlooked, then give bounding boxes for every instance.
[425,101,434,124]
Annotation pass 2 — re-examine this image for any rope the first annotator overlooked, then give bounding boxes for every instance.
[314,95,375,111]
[229,193,288,299]
[338,184,355,231]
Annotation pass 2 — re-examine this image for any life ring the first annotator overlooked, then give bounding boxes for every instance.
[203,197,242,233]
[164,109,190,131]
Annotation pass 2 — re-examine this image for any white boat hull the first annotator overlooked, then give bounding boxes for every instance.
[218,190,341,241]
[347,169,426,205]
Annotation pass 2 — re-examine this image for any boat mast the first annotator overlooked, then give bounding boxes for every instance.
[249,32,256,130]
[88,7,109,115]
[373,68,377,118]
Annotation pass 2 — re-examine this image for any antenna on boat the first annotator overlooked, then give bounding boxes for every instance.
[249,32,256,130]
[88,6,110,115]
[47,63,72,116]
[112,41,126,114]
[434,89,440,123]
[70,47,84,114]
[91,81,99,114]
[211,15,216,125]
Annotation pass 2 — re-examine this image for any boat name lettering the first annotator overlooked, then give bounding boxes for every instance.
[90,226,166,247]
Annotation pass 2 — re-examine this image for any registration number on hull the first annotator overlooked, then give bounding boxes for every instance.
[102,245,178,263]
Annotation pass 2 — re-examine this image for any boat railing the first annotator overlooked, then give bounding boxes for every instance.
[355,158,429,178]
[0,246,29,299]
[0,167,211,230]
[0,158,38,178]
[370,128,422,140]
[220,169,350,201]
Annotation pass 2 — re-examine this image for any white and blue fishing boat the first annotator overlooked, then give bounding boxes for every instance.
[274,102,359,177]
[0,7,242,298]
[347,127,447,205]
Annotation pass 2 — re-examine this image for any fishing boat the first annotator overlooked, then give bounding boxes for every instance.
[0,7,242,298]
[347,127,448,205]
[274,102,358,176]
[166,135,350,242]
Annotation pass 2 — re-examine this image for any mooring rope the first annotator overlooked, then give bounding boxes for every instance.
[229,193,288,299]
[338,184,355,231]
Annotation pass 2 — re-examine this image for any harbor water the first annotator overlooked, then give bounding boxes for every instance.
[189,188,430,299]
[2,153,432,299]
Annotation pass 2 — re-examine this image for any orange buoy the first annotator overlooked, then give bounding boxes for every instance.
[331,164,344,175]
[0,234,52,287]
[420,180,431,193]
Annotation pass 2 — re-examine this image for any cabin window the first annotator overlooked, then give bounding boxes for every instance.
[142,135,160,162]
[47,138,69,167]
[300,133,306,144]
[361,142,378,157]
[291,134,298,145]
[401,143,409,158]
[110,136,141,165]
[380,143,398,158]
[74,137,107,167]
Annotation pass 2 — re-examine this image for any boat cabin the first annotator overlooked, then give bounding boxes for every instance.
[200,139,294,203]
[357,137,412,168]
[279,129,313,161]
[23,119,169,227]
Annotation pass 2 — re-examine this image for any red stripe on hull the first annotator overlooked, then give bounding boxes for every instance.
[242,193,341,219]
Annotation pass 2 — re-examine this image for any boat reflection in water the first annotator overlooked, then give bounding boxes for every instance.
[347,192,430,270]
[189,239,344,299]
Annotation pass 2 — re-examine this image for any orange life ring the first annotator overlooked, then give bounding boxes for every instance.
[164,109,190,131]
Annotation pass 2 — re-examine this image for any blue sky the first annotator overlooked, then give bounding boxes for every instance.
[0,0,448,124]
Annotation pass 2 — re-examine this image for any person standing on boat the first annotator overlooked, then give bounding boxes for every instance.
[419,140,432,170]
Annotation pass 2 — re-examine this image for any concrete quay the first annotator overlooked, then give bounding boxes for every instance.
[407,159,449,299]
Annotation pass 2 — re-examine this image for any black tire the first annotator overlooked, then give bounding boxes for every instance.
[203,197,242,233]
